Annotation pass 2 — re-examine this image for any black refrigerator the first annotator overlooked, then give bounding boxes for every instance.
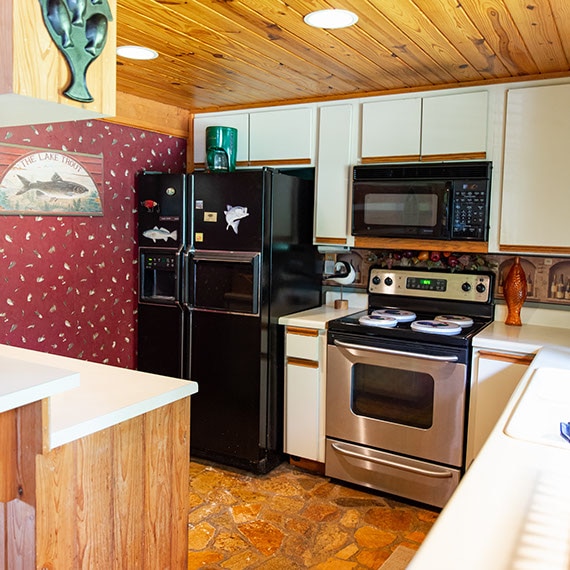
[137,168,322,474]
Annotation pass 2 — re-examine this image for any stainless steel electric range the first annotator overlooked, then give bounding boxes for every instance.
[325,266,495,508]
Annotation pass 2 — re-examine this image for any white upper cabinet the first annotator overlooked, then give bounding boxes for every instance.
[361,98,422,160]
[421,91,488,157]
[360,91,488,162]
[499,83,570,253]
[192,106,314,167]
[249,107,314,164]
[193,113,249,167]
[314,104,356,246]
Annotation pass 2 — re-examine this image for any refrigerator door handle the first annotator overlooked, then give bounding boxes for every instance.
[192,250,260,264]
[181,249,192,307]
[251,253,260,315]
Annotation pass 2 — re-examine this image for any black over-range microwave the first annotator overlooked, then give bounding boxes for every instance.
[351,161,492,241]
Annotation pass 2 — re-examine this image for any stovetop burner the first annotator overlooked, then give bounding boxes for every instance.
[370,308,416,322]
[328,267,495,348]
[411,320,462,335]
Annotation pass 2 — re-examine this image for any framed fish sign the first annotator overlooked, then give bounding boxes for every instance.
[0,144,103,216]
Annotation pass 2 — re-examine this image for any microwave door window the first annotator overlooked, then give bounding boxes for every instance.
[363,193,438,227]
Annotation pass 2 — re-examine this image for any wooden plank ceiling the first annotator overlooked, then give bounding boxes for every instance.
[116,0,570,113]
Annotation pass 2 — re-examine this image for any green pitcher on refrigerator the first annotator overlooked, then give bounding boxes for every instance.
[205,126,238,172]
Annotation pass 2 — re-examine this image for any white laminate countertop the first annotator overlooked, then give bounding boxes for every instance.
[0,344,198,450]
[279,293,367,329]
[409,322,570,570]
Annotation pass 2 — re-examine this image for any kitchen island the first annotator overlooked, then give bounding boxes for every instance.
[409,321,570,570]
[0,344,198,569]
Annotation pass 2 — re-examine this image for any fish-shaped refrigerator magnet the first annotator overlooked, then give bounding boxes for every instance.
[224,205,249,234]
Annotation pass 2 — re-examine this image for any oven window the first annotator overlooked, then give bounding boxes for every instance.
[351,363,434,429]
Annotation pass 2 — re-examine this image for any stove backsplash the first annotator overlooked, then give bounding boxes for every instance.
[322,249,570,307]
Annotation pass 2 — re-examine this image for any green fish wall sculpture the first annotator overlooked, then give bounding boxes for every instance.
[38,0,113,103]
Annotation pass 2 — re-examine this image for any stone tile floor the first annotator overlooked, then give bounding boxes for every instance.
[187,459,438,569]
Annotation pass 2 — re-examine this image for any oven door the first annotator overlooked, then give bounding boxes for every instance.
[326,336,468,467]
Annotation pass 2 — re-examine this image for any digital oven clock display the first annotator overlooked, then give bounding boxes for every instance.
[406,277,447,292]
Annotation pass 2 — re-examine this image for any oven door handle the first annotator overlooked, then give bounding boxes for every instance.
[334,340,459,362]
[330,443,454,479]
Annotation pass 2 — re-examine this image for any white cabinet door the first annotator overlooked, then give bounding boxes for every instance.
[499,83,570,251]
[249,107,314,164]
[284,327,326,462]
[421,91,488,157]
[361,98,422,160]
[284,362,321,461]
[314,104,355,245]
[193,113,249,166]
[467,350,533,466]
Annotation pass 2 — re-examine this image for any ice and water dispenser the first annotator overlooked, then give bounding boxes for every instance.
[139,249,179,302]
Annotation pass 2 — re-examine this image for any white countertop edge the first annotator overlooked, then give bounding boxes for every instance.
[0,369,80,415]
[49,382,197,449]
[0,344,199,449]
[409,347,570,570]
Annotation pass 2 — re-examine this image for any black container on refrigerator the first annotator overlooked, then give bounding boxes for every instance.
[188,168,322,473]
[136,172,189,379]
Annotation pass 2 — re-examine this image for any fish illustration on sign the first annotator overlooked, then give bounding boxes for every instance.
[0,148,103,216]
[141,199,159,212]
[16,173,89,200]
[224,205,249,234]
[142,226,178,243]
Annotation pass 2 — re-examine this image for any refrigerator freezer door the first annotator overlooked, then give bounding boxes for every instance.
[192,170,267,251]
[137,172,187,249]
[137,303,184,378]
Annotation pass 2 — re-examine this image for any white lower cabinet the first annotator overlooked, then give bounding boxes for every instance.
[283,326,326,463]
[466,348,534,467]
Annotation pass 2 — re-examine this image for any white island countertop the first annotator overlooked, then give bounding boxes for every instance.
[0,343,198,450]
[409,322,570,570]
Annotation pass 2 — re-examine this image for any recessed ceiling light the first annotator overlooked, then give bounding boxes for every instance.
[303,9,358,29]
[116,45,159,60]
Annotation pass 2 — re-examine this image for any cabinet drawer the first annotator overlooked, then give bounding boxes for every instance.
[285,327,321,361]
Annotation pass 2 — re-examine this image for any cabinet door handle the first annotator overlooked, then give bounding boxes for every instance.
[286,326,319,337]
[287,357,319,369]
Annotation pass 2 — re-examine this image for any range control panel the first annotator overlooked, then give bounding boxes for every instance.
[368,268,493,303]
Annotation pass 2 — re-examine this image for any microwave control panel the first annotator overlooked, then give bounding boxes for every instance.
[450,183,489,240]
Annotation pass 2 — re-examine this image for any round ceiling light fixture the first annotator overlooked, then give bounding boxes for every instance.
[303,9,358,29]
[116,45,159,60]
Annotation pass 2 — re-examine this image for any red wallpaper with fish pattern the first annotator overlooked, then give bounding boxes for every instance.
[0,120,186,368]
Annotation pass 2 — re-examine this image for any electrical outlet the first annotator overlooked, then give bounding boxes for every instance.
[324,259,335,275]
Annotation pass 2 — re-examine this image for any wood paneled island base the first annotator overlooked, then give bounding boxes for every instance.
[1,396,190,569]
